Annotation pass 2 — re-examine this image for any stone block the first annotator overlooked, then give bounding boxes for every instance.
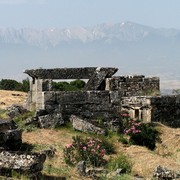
[38,113,64,128]
[70,115,106,135]
[0,120,22,151]
[0,151,46,174]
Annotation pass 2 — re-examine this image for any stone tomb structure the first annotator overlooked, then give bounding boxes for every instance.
[24,67,121,124]
[25,67,180,128]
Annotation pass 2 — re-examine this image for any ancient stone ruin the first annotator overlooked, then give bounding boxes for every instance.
[0,119,46,178]
[24,67,180,128]
[24,67,121,128]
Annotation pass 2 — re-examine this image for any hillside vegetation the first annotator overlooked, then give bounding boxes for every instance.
[0,90,180,179]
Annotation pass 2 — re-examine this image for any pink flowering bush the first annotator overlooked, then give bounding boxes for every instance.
[121,111,142,135]
[120,111,160,150]
[63,136,111,167]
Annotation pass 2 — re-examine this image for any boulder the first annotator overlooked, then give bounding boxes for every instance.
[76,161,86,176]
[153,165,179,179]
[70,115,106,135]
[7,105,28,119]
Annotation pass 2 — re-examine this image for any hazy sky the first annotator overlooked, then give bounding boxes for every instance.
[0,0,180,29]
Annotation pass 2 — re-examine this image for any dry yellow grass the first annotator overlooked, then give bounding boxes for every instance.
[22,125,180,179]
[0,90,27,109]
[22,129,93,179]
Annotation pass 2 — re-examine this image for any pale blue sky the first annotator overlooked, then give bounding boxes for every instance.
[0,0,180,29]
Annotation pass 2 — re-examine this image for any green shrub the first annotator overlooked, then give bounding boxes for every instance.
[119,135,128,145]
[120,112,160,150]
[13,111,37,132]
[52,79,86,91]
[129,123,160,150]
[106,154,132,174]
[63,136,114,167]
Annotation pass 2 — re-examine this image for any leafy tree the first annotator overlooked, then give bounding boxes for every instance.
[0,78,30,92]
[52,79,86,91]
[0,79,21,91]
[70,79,86,89]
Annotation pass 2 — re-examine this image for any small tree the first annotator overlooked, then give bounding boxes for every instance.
[21,78,30,92]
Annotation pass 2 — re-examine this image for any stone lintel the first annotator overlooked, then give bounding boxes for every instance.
[24,67,118,80]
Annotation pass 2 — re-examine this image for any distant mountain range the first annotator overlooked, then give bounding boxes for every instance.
[1,22,180,47]
[1,22,180,90]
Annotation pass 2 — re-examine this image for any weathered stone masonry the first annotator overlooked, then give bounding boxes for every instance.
[121,96,180,127]
[24,67,180,128]
[24,67,121,122]
[106,75,159,96]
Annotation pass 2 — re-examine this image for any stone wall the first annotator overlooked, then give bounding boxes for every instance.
[43,90,121,122]
[106,75,160,97]
[121,95,180,127]
[25,67,118,111]
[121,96,152,123]
[151,96,180,127]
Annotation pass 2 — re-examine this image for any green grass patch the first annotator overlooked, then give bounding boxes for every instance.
[0,109,8,119]
[106,153,132,174]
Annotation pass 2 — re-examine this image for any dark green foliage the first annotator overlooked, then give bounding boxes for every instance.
[0,78,30,92]
[120,112,160,150]
[69,79,86,89]
[0,79,22,91]
[119,135,128,145]
[52,79,86,91]
[97,136,115,154]
[21,78,30,92]
[129,123,160,150]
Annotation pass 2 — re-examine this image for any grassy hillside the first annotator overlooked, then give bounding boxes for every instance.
[0,90,180,179]
[21,125,180,179]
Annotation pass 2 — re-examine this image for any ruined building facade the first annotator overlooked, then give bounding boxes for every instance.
[25,67,180,127]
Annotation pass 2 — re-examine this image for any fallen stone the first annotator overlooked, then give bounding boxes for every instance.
[0,120,22,151]
[25,113,64,129]
[0,119,18,130]
[0,151,46,174]
[116,168,124,175]
[84,67,118,90]
[38,113,64,128]
[76,161,86,176]
[35,109,48,117]
[41,146,56,158]
[7,105,28,119]
[70,115,106,135]
[153,165,178,179]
